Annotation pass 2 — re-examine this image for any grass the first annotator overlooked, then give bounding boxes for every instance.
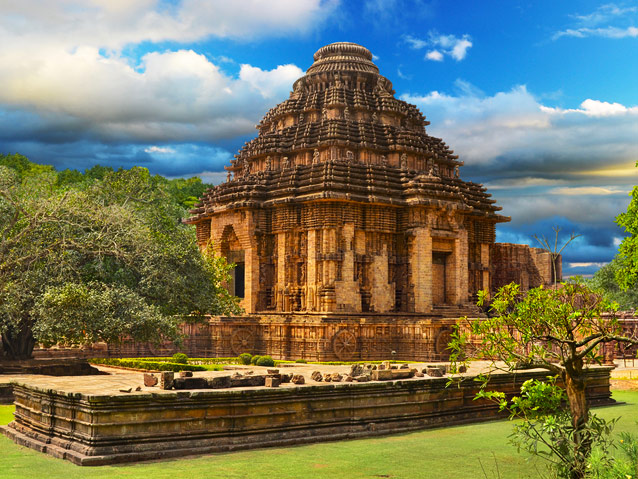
[0,391,637,479]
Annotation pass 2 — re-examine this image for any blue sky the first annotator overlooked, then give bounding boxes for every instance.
[1,0,637,276]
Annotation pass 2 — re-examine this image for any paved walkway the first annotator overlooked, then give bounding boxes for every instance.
[0,360,635,399]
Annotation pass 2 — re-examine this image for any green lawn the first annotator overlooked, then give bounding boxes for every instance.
[1,391,637,479]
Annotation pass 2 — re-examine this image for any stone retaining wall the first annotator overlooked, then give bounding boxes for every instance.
[1,367,614,466]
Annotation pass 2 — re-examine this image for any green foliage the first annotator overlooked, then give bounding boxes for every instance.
[480,378,618,479]
[250,355,261,365]
[0,154,240,359]
[255,355,275,367]
[586,432,638,478]
[615,173,638,291]
[587,258,638,310]
[239,353,252,365]
[172,353,188,364]
[294,359,308,363]
[451,282,638,479]
[89,357,209,372]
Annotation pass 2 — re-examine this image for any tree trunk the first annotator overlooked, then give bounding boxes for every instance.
[1,327,36,360]
[563,371,590,479]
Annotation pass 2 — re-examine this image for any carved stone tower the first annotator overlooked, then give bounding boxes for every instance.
[186,43,553,360]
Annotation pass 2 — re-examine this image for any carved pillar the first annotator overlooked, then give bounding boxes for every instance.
[277,232,286,311]
[335,223,361,311]
[481,243,491,298]
[307,229,317,311]
[370,243,393,312]
[244,242,260,313]
[449,228,469,304]
[411,227,432,313]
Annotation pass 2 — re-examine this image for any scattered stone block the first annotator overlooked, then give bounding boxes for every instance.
[208,376,231,389]
[344,376,353,382]
[231,376,266,387]
[372,369,393,381]
[354,375,370,382]
[119,388,132,393]
[350,364,364,377]
[458,365,467,373]
[265,377,280,388]
[267,369,279,375]
[179,371,193,378]
[173,377,209,390]
[311,370,323,382]
[281,374,292,383]
[291,374,305,385]
[159,372,174,390]
[415,371,425,378]
[144,373,158,387]
[425,367,444,378]
[330,373,343,382]
[400,363,409,369]
[323,373,332,382]
[135,386,142,391]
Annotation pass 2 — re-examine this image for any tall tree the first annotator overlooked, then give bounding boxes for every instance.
[0,156,239,359]
[451,282,638,479]
[588,258,638,310]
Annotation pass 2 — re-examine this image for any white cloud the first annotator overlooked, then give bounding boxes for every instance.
[0,0,338,49]
[145,146,175,154]
[568,262,607,268]
[401,85,638,168]
[545,99,638,117]
[573,4,638,26]
[554,3,638,39]
[239,64,304,98]
[428,32,473,61]
[0,1,330,143]
[0,46,303,142]
[404,35,428,49]
[425,50,443,61]
[449,38,472,60]
[548,186,629,196]
[404,31,473,62]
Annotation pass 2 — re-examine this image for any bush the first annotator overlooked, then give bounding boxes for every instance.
[172,353,188,364]
[294,359,307,363]
[89,357,206,372]
[239,353,252,365]
[250,355,261,365]
[256,355,275,367]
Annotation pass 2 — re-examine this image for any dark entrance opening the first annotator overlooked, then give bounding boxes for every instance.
[234,262,245,298]
[432,252,449,305]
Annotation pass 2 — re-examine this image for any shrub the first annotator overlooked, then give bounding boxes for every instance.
[89,357,206,372]
[171,353,188,364]
[250,355,261,365]
[239,353,252,365]
[294,359,307,363]
[256,355,275,367]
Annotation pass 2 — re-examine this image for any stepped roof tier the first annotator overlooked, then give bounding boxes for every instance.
[187,42,509,224]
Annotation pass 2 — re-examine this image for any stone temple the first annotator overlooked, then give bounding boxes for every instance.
[186,42,558,361]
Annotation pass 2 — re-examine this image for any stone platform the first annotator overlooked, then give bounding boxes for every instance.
[1,365,614,466]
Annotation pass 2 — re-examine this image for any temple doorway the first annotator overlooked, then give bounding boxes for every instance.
[432,252,449,304]
[221,226,245,299]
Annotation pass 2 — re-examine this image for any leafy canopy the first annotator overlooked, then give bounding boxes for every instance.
[0,154,238,359]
